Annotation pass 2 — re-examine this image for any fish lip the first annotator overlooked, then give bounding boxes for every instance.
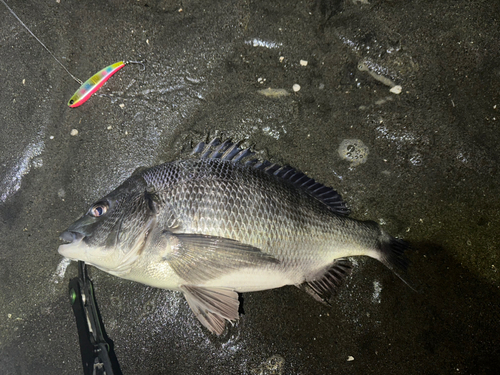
[58,230,86,261]
[59,230,85,244]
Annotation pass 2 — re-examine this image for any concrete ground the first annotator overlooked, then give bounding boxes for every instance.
[1,0,499,374]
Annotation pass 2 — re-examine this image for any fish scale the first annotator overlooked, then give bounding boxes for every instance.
[59,139,411,335]
[151,161,328,263]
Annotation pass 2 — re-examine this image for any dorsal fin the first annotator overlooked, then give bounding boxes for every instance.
[192,138,350,216]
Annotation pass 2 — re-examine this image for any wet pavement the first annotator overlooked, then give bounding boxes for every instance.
[1,0,499,374]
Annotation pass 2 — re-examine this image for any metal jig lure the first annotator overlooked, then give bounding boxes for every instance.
[68,61,144,108]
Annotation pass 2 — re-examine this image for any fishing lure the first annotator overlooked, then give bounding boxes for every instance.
[68,60,144,108]
[1,0,144,108]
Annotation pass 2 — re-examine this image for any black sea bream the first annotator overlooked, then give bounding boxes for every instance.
[59,139,410,335]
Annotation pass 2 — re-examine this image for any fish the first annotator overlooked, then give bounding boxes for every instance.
[58,138,410,335]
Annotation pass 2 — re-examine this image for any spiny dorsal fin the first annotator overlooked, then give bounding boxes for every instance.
[192,138,350,216]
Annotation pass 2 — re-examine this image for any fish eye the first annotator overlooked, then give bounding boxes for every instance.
[69,99,74,105]
[90,202,108,217]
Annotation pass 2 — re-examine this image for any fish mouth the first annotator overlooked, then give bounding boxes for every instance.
[58,230,86,260]
[59,230,85,243]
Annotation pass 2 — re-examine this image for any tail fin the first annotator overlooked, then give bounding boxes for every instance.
[376,232,417,292]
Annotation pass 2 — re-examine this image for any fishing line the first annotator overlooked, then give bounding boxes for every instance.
[2,0,145,107]
[1,0,83,84]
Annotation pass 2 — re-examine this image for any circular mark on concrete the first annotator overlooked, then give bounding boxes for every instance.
[338,139,369,166]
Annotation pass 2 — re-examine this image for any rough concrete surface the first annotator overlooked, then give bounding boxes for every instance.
[1,0,499,374]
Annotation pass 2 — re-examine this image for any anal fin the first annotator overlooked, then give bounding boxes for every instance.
[299,259,352,304]
[181,285,239,335]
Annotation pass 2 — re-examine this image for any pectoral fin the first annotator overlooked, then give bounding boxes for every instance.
[181,285,239,335]
[158,232,280,284]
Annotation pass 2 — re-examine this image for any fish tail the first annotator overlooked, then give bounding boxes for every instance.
[375,231,417,291]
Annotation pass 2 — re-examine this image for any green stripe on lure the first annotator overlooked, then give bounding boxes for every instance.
[68,61,144,108]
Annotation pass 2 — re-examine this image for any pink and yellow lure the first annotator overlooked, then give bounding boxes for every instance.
[68,60,143,108]
[0,0,144,108]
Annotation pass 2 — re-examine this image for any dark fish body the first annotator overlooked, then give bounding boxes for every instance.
[59,139,409,335]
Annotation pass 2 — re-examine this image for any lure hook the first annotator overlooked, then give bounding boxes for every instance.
[125,60,146,71]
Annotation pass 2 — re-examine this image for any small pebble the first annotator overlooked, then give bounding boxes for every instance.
[279,56,285,63]
[390,85,402,94]
[57,189,66,199]
[300,59,308,66]
[347,356,354,362]
[292,84,301,92]
[70,129,78,136]
[119,103,125,108]
[258,88,289,97]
